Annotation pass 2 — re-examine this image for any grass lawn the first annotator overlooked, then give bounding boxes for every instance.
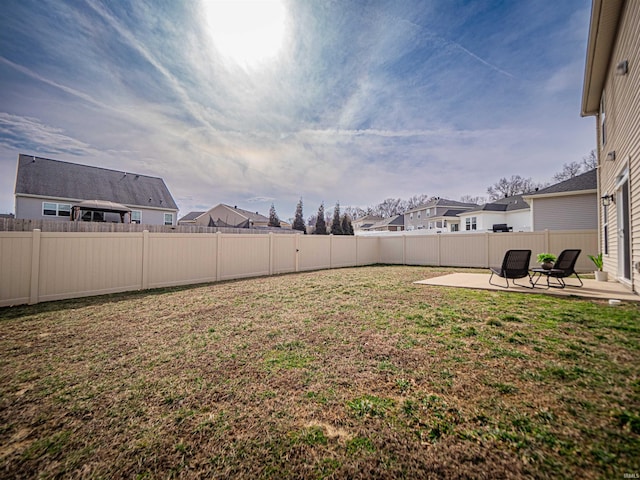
[1,265,639,479]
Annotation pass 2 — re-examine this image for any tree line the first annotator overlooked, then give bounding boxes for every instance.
[267,150,596,233]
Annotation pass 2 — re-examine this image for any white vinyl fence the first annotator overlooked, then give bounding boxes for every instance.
[0,229,597,306]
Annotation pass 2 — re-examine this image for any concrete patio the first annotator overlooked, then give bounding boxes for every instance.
[415,272,639,302]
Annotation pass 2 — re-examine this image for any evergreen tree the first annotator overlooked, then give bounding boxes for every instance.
[292,199,306,233]
[341,214,354,235]
[331,202,343,235]
[314,203,327,234]
[268,204,281,227]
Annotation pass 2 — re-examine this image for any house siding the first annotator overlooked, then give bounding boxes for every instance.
[531,194,598,231]
[16,195,176,225]
[595,1,640,288]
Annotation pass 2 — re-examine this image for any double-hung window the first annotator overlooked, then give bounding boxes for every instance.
[465,217,477,231]
[131,211,142,224]
[164,213,173,226]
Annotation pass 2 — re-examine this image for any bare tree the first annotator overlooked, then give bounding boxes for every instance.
[582,149,597,170]
[487,175,542,201]
[552,162,583,182]
[460,195,485,205]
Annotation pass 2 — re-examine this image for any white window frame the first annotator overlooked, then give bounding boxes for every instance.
[131,210,142,224]
[465,217,477,231]
[164,213,174,226]
[42,202,71,217]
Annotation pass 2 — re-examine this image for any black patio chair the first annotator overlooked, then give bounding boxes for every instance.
[489,249,533,288]
[531,249,583,288]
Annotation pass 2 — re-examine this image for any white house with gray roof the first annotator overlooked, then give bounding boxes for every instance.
[14,154,178,225]
[457,195,531,232]
[178,204,271,228]
[522,169,597,231]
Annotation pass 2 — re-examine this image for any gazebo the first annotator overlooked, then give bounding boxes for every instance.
[71,200,132,223]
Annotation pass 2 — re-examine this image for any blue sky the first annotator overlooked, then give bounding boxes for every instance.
[0,0,595,220]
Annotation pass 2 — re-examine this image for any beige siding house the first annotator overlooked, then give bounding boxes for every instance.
[523,170,598,231]
[178,204,270,228]
[581,0,639,291]
[352,215,383,231]
[404,198,477,232]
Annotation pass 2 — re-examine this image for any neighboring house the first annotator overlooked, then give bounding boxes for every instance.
[581,0,639,289]
[523,170,598,231]
[177,211,207,225]
[352,215,383,231]
[179,204,270,228]
[362,214,404,232]
[14,154,178,225]
[404,198,477,232]
[0,213,15,219]
[458,195,531,232]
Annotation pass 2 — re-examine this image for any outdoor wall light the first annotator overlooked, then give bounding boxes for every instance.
[606,150,616,161]
[616,59,628,75]
[601,194,615,207]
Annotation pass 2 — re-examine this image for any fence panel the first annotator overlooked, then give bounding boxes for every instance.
[37,232,143,302]
[273,234,297,274]
[439,233,488,267]
[218,234,270,280]
[147,233,218,288]
[356,236,379,265]
[548,230,599,272]
[0,232,33,306]
[379,236,404,264]
[405,235,439,265]
[298,236,331,271]
[332,236,357,268]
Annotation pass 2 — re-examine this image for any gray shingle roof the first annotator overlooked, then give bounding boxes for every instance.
[464,194,530,213]
[221,204,269,222]
[405,198,477,213]
[15,154,178,210]
[528,169,597,196]
[178,211,206,222]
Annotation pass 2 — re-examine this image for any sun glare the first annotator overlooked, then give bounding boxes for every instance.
[203,0,287,69]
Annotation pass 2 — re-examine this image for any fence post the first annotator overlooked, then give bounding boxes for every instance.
[216,232,222,281]
[437,233,442,267]
[402,233,406,265]
[269,232,274,275]
[141,230,150,290]
[544,229,550,254]
[295,234,300,272]
[29,229,41,305]
[329,234,333,269]
[485,232,490,268]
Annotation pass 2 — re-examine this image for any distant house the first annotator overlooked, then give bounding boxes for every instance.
[581,0,639,289]
[14,154,178,225]
[404,198,477,232]
[523,169,597,231]
[352,215,383,231]
[457,195,531,232]
[362,214,404,232]
[179,204,270,228]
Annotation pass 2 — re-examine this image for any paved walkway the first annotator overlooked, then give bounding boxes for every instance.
[415,273,639,302]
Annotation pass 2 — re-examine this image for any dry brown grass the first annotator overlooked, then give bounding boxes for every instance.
[1,265,639,479]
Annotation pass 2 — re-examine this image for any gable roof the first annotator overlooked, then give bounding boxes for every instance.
[178,211,206,222]
[463,194,531,214]
[366,214,404,229]
[15,154,178,210]
[405,198,477,213]
[581,0,625,115]
[219,204,269,223]
[526,169,597,197]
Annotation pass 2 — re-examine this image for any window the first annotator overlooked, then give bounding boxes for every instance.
[131,211,142,224]
[600,91,606,147]
[164,213,173,226]
[451,224,459,232]
[465,217,477,231]
[42,202,71,217]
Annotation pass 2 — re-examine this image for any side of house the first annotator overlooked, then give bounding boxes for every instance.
[523,170,597,232]
[14,154,178,225]
[581,0,639,290]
